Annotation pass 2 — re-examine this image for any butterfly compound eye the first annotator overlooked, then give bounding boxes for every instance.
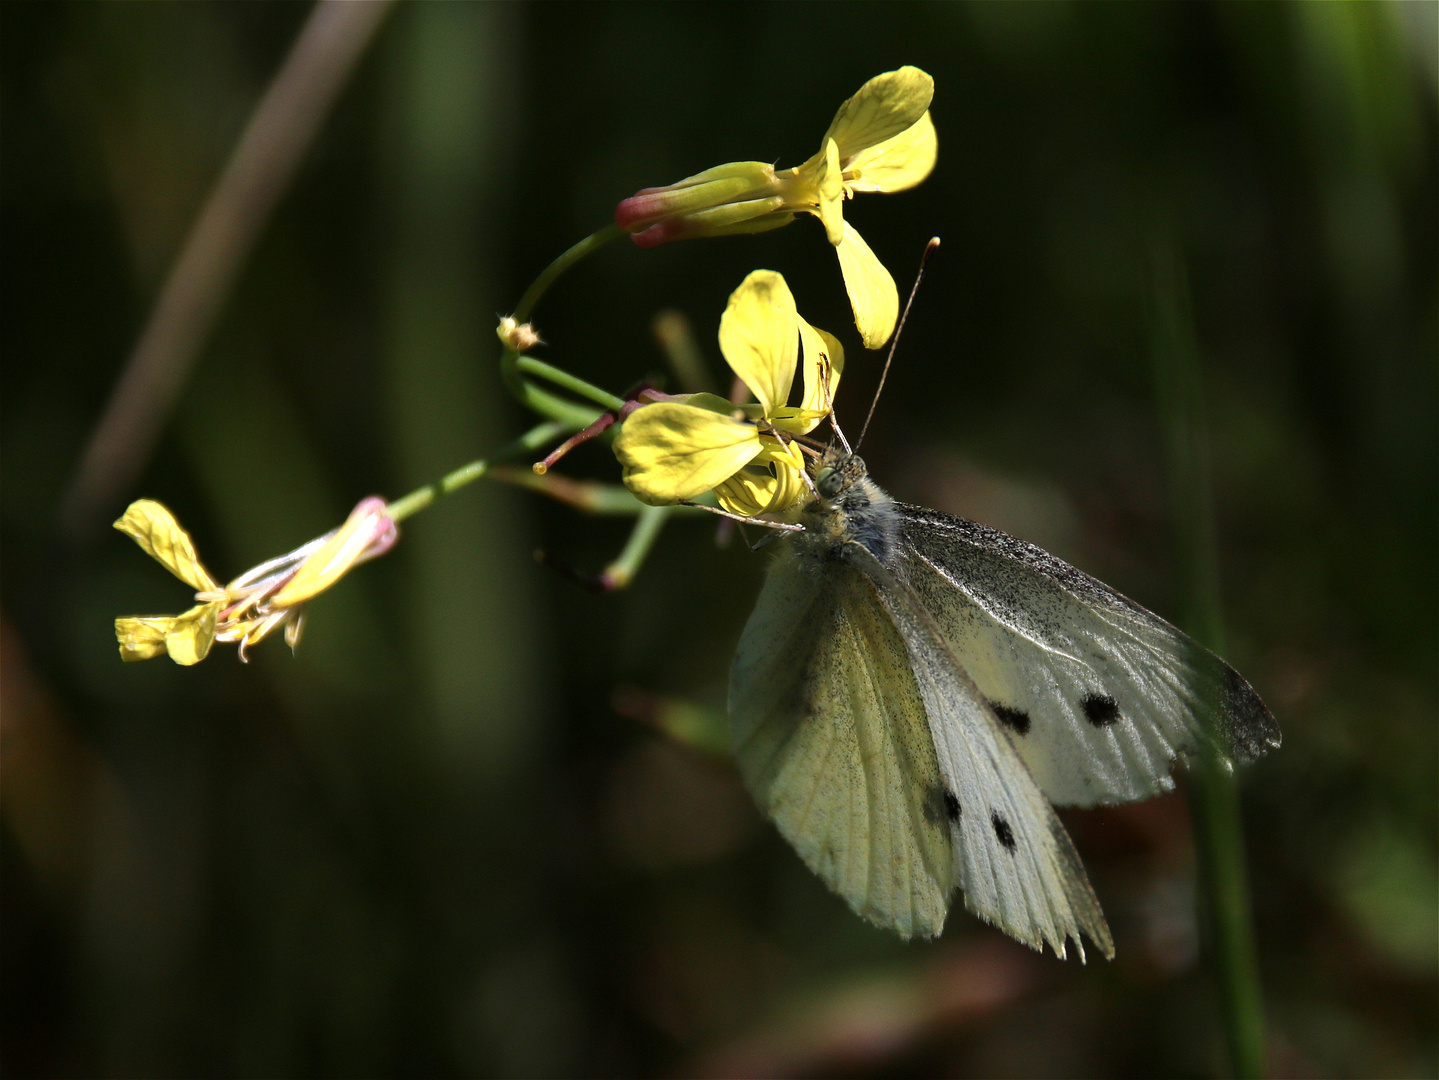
[816,467,843,499]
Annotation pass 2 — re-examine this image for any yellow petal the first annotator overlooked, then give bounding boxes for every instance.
[717,270,799,416]
[822,67,934,164]
[270,497,394,608]
[814,139,845,246]
[793,316,845,430]
[713,468,774,519]
[113,500,220,593]
[115,616,172,662]
[845,111,937,194]
[835,221,899,350]
[714,469,786,519]
[614,402,761,505]
[714,440,809,517]
[678,391,762,417]
[164,602,221,666]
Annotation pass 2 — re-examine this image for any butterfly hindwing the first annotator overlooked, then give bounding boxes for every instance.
[846,543,1114,961]
[729,549,957,939]
[897,505,1280,808]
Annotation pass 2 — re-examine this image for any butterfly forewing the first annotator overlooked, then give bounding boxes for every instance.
[897,505,1280,808]
[729,550,958,939]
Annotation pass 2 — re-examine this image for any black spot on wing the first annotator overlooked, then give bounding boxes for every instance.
[1081,692,1120,727]
[991,811,1016,852]
[923,785,955,828]
[943,791,961,822]
[988,700,1031,736]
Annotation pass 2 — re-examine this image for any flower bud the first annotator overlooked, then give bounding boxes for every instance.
[615,161,789,247]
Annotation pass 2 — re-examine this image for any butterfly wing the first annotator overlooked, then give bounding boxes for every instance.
[728,548,957,939]
[730,541,1114,958]
[898,504,1281,808]
[846,542,1114,961]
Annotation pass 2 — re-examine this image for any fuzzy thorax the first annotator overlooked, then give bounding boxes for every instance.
[796,454,902,568]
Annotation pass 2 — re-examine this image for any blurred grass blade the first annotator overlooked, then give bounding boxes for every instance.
[1150,231,1267,1079]
[380,0,541,785]
[61,0,396,540]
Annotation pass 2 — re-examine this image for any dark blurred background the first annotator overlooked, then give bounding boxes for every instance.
[3,2,1435,1076]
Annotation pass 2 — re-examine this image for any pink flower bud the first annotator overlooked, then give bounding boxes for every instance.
[614,161,782,247]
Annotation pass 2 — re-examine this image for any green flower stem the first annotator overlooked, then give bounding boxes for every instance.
[601,504,671,589]
[386,421,569,524]
[500,224,627,422]
[485,466,652,515]
[514,224,625,325]
[391,227,646,529]
[514,355,627,412]
[510,377,608,430]
[1150,234,1266,1079]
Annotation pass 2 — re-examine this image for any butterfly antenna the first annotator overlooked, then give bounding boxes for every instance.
[820,362,852,455]
[856,236,940,452]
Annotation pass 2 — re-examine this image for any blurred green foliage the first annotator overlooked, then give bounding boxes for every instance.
[2,2,1434,1076]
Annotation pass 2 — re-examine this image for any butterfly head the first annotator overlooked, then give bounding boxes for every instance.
[814,450,869,501]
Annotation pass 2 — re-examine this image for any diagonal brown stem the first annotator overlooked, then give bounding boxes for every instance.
[60,0,397,540]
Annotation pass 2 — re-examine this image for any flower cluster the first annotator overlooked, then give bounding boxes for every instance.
[611,67,937,520]
[615,67,936,350]
[614,270,842,517]
[113,67,937,662]
[114,497,397,664]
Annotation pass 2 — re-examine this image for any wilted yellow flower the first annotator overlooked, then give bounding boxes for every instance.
[614,270,843,517]
[615,67,936,349]
[114,497,397,665]
[496,315,542,353]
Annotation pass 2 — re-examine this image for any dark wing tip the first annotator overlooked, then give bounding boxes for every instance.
[1217,662,1282,762]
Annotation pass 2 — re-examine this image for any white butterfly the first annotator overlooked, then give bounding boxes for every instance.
[729,451,1281,960]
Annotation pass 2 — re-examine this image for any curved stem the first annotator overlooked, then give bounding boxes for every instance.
[514,224,625,324]
[510,379,607,430]
[485,467,649,515]
[500,224,629,425]
[515,355,626,412]
[601,505,671,589]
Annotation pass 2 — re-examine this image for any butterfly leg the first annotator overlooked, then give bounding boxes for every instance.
[678,501,804,533]
[734,523,789,553]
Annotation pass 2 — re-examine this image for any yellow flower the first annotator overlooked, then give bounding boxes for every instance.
[614,270,843,517]
[114,497,397,665]
[615,67,936,349]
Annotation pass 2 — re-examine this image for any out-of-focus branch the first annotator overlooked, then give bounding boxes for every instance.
[60,0,396,540]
